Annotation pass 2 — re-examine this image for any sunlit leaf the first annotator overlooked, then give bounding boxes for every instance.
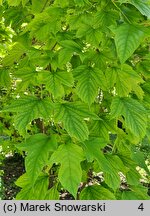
[111,97,147,138]
[80,185,116,200]
[50,143,84,198]
[114,24,146,63]
[3,96,53,134]
[17,134,57,183]
[54,102,99,141]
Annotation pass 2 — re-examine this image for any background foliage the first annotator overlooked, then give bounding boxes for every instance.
[0,0,150,200]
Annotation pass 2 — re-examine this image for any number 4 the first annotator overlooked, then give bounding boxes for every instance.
[138,203,144,211]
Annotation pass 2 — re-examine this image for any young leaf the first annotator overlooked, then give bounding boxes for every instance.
[49,143,84,198]
[16,134,57,183]
[80,185,116,200]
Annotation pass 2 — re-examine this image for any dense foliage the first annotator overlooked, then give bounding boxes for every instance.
[0,0,150,200]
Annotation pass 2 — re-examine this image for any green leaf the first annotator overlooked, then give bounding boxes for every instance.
[7,0,21,6]
[45,185,59,200]
[22,0,29,7]
[74,0,85,7]
[129,0,150,18]
[2,43,27,66]
[95,9,119,28]
[105,154,129,173]
[83,137,113,173]
[73,65,107,104]
[16,134,57,183]
[58,40,82,66]
[131,151,150,174]
[59,40,82,53]
[104,154,129,190]
[122,185,149,200]
[111,97,147,138]
[0,69,11,87]
[26,12,61,41]
[15,174,49,200]
[76,24,102,47]
[2,96,53,134]
[106,64,144,98]
[54,0,69,7]
[54,71,74,87]
[50,143,84,198]
[39,71,64,98]
[80,185,116,200]
[39,70,74,98]
[14,67,38,90]
[89,119,111,141]
[58,49,73,66]
[122,191,139,200]
[31,0,48,13]
[2,0,150,201]
[114,24,146,63]
[15,173,30,188]
[117,143,138,170]
[126,168,141,185]
[104,173,120,191]
[54,102,99,141]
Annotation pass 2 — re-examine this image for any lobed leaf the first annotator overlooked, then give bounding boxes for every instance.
[2,96,53,134]
[0,69,11,87]
[15,174,49,200]
[54,102,99,141]
[111,97,147,138]
[73,65,107,104]
[83,137,113,173]
[106,64,144,98]
[80,185,116,200]
[129,0,150,18]
[50,143,84,198]
[16,134,57,183]
[114,24,146,63]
